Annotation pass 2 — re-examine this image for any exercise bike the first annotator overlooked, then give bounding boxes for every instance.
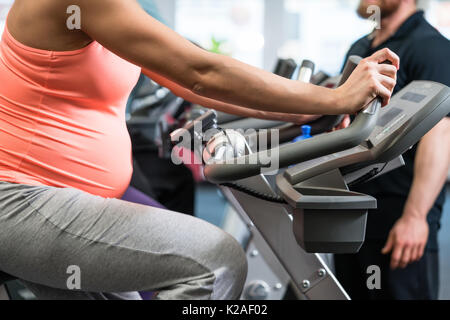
[171,55,450,300]
[177,58,346,300]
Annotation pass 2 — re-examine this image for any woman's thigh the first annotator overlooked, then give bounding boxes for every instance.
[0,182,246,299]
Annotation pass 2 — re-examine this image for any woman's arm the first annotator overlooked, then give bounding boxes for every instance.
[142,68,320,124]
[76,0,399,115]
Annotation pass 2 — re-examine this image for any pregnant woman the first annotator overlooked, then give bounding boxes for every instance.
[0,0,398,299]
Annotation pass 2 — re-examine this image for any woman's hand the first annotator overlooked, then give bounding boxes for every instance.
[335,48,400,114]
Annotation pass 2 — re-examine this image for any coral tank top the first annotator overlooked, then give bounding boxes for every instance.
[0,25,141,198]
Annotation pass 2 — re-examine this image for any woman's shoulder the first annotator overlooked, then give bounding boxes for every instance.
[7,0,92,52]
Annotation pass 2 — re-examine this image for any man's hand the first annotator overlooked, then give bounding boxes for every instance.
[382,214,429,270]
[381,119,450,270]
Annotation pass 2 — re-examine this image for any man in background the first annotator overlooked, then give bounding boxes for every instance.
[334,0,450,300]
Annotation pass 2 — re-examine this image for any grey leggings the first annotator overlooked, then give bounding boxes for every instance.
[0,181,247,300]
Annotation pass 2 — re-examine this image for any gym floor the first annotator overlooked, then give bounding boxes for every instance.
[195,183,450,300]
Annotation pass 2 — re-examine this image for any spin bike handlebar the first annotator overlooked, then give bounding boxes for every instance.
[276,56,361,139]
[203,56,382,184]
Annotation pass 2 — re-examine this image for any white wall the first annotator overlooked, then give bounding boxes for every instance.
[153,0,176,28]
[0,0,13,35]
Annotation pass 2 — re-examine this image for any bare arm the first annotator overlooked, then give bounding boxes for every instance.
[405,118,450,220]
[383,118,450,269]
[142,68,320,124]
[76,0,398,116]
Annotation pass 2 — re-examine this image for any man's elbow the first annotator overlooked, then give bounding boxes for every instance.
[434,118,450,160]
[426,118,450,138]
[444,118,450,157]
[419,119,450,156]
[438,117,450,143]
[444,117,450,133]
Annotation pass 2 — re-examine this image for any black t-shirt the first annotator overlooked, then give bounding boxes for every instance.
[343,11,450,251]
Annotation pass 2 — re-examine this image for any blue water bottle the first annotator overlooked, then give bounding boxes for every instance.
[293,125,312,143]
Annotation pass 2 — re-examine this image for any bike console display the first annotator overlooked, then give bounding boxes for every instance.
[277,81,450,253]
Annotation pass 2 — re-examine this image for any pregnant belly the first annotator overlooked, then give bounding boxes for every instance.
[0,117,133,199]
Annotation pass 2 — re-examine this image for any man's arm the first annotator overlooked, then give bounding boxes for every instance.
[382,118,450,269]
[382,34,450,269]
